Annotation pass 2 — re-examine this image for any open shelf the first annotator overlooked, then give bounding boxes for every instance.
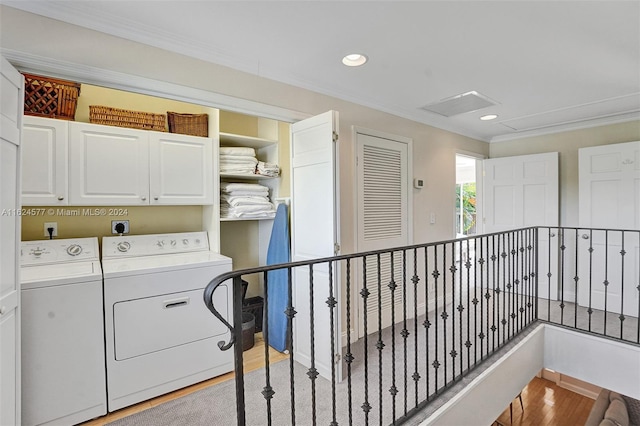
[219,132,277,149]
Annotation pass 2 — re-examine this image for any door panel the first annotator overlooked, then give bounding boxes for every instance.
[356,132,410,335]
[290,111,340,381]
[0,55,23,426]
[578,141,640,316]
[484,152,559,300]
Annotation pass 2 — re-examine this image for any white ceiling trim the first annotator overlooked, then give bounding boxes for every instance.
[1,48,309,124]
[490,111,640,144]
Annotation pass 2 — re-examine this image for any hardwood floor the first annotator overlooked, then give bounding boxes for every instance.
[494,376,595,426]
[81,332,288,426]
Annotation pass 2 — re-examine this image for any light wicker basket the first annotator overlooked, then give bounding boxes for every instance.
[167,112,208,137]
[23,73,80,120]
[89,105,166,131]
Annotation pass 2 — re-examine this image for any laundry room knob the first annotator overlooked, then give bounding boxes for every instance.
[154,196,159,201]
[582,234,590,240]
[141,196,147,201]
[57,196,64,201]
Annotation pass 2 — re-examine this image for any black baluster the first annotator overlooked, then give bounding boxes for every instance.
[389,251,397,424]
[588,229,594,332]
[377,253,384,425]
[262,271,274,426]
[327,262,338,426]
[307,265,318,425]
[604,230,609,336]
[432,245,440,396]
[560,229,566,325]
[620,231,626,341]
[346,259,354,425]
[286,267,296,426]
[574,230,579,329]
[360,256,371,424]
[412,248,420,408]
[232,276,246,426]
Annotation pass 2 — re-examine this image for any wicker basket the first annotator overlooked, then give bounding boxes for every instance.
[89,105,166,131]
[23,73,80,120]
[167,112,208,137]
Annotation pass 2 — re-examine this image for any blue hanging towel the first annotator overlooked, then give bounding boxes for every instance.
[266,203,290,352]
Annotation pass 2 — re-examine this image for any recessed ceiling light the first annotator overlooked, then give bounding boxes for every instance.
[342,53,368,67]
[480,114,498,121]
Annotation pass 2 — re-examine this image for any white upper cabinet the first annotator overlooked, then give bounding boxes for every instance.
[149,132,213,205]
[69,122,150,205]
[68,122,214,206]
[21,116,68,205]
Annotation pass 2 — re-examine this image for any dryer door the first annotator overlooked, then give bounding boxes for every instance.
[113,285,229,360]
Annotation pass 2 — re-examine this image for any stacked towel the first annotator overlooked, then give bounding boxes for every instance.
[257,161,280,177]
[220,182,276,219]
[220,146,258,175]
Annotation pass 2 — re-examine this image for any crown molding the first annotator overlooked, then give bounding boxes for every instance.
[1,48,308,123]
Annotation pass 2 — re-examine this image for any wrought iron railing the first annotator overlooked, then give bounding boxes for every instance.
[204,226,639,425]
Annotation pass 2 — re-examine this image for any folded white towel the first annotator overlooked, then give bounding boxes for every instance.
[220,182,270,193]
[220,155,259,165]
[220,146,256,157]
[222,195,272,207]
[256,161,280,177]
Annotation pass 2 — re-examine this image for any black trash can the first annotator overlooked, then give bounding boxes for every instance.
[241,312,255,351]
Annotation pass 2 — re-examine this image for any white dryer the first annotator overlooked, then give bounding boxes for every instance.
[101,231,233,411]
[20,237,106,426]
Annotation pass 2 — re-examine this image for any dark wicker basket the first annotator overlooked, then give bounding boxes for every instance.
[167,112,208,137]
[23,73,80,120]
[89,105,166,131]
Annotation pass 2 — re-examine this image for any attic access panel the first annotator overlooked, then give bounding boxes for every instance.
[421,91,497,117]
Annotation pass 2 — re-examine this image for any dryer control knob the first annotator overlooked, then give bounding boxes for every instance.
[117,241,131,253]
[67,244,83,256]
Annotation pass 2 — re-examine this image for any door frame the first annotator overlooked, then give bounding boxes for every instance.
[353,126,413,341]
[455,150,486,237]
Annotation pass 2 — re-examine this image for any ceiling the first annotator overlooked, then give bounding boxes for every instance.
[7,1,640,142]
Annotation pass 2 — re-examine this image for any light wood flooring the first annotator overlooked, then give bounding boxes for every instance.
[81,332,288,426]
[82,334,594,426]
[494,376,595,426]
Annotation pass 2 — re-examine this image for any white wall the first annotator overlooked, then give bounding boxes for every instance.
[423,324,640,425]
[544,326,640,399]
[490,122,640,227]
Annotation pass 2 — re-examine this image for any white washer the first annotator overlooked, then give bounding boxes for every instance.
[101,231,233,412]
[20,238,106,426]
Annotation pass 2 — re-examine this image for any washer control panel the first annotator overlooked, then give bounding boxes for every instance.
[21,238,100,266]
[102,232,209,258]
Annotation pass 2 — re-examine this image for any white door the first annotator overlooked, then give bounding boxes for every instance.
[578,141,640,316]
[21,116,68,205]
[290,111,341,382]
[355,130,411,336]
[69,122,149,205]
[0,56,23,426]
[149,132,213,205]
[483,152,559,299]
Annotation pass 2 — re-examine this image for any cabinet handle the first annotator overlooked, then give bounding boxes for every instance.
[57,196,64,201]
[141,196,147,201]
[582,234,590,240]
[154,196,159,201]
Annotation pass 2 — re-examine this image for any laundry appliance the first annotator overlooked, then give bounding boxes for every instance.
[20,237,106,426]
[101,231,233,411]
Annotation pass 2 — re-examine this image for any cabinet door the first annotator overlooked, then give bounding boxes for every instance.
[69,122,149,205]
[21,116,68,205]
[1,55,23,426]
[149,132,213,205]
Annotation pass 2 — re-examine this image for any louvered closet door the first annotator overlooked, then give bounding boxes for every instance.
[356,132,410,335]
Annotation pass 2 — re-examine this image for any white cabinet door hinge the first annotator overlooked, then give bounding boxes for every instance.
[334,243,341,255]
[332,131,339,142]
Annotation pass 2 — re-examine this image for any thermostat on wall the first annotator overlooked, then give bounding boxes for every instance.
[413,178,424,189]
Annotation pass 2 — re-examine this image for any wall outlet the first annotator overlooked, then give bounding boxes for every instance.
[111,220,130,234]
[44,222,58,237]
